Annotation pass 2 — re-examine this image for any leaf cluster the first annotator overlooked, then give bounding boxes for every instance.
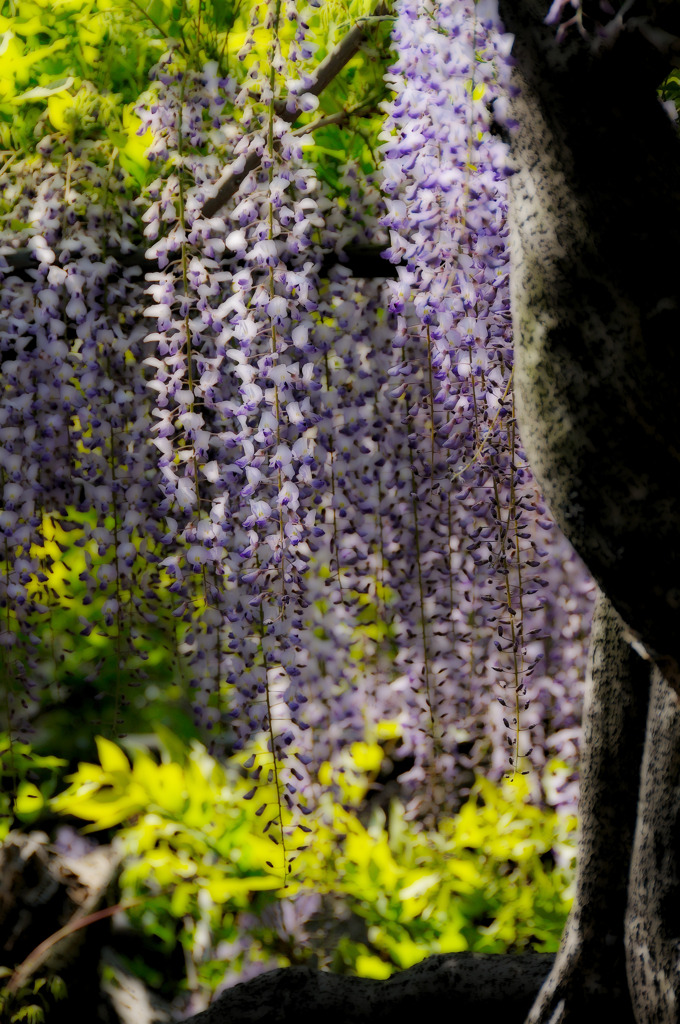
[47,732,575,999]
[0,736,66,837]
[0,0,393,190]
[3,514,197,765]
[0,970,66,1024]
[0,0,160,150]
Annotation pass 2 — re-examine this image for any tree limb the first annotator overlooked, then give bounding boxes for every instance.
[499,0,680,686]
[0,244,397,280]
[201,1,389,219]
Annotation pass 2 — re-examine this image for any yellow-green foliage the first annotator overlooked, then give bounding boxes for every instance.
[0,0,159,152]
[5,513,194,761]
[0,0,392,189]
[0,736,66,839]
[0,970,67,1024]
[51,732,284,898]
[324,772,575,977]
[51,732,576,993]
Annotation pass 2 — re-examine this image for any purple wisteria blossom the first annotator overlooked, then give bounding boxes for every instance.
[0,147,166,737]
[374,0,594,809]
[0,0,595,837]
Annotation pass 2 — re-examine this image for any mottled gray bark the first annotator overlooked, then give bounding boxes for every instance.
[498,2,680,1022]
[499,0,680,686]
[526,592,648,1024]
[626,669,680,1024]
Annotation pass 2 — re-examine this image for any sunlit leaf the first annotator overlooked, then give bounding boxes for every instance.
[13,76,74,102]
[95,735,131,774]
[14,781,45,821]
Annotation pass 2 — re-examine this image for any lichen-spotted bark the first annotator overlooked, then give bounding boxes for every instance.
[626,667,680,1024]
[499,0,680,685]
[525,591,647,1024]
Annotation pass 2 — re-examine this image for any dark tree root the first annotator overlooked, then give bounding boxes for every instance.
[625,667,680,1024]
[179,954,556,1024]
[520,593,647,1024]
[524,931,635,1024]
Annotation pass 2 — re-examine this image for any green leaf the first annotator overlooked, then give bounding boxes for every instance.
[118,150,149,187]
[95,736,130,774]
[13,76,74,103]
[14,781,45,822]
[47,975,67,1001]
[11,1005,45,1024]
[147,0,167,26]
[108,130,128,148]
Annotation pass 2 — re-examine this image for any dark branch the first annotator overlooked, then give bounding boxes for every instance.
[201,1,389,220]
[0,4,392,280]
[0,244,398,280]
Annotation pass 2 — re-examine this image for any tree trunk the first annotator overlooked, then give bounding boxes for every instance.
[525,592,648,1024]
[626,667,680,1024]
[498,1,680,1021]
[498,0,680,685]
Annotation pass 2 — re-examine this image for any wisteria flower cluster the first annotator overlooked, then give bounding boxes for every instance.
[376,0,593,798]
[0,142,161,735]
[0,0,594,859]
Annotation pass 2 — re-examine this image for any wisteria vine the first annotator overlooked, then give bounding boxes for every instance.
[0,0,594,865]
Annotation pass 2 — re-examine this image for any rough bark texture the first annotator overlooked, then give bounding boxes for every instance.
[498,0,680,686]
[526,592,648,1024]
[497,2,680,1022]
[626,669,680,1024]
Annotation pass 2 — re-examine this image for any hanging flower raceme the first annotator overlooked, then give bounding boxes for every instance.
[0,142,166,738]
[139,7,339,869]
[376,0,594,798]
[137,0,593,821]
[0,0,598,849]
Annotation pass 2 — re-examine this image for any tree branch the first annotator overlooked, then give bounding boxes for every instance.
[0,244,398,280]
[1,3,391,278]
[201,1,389,219]
[298,4,390,105]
